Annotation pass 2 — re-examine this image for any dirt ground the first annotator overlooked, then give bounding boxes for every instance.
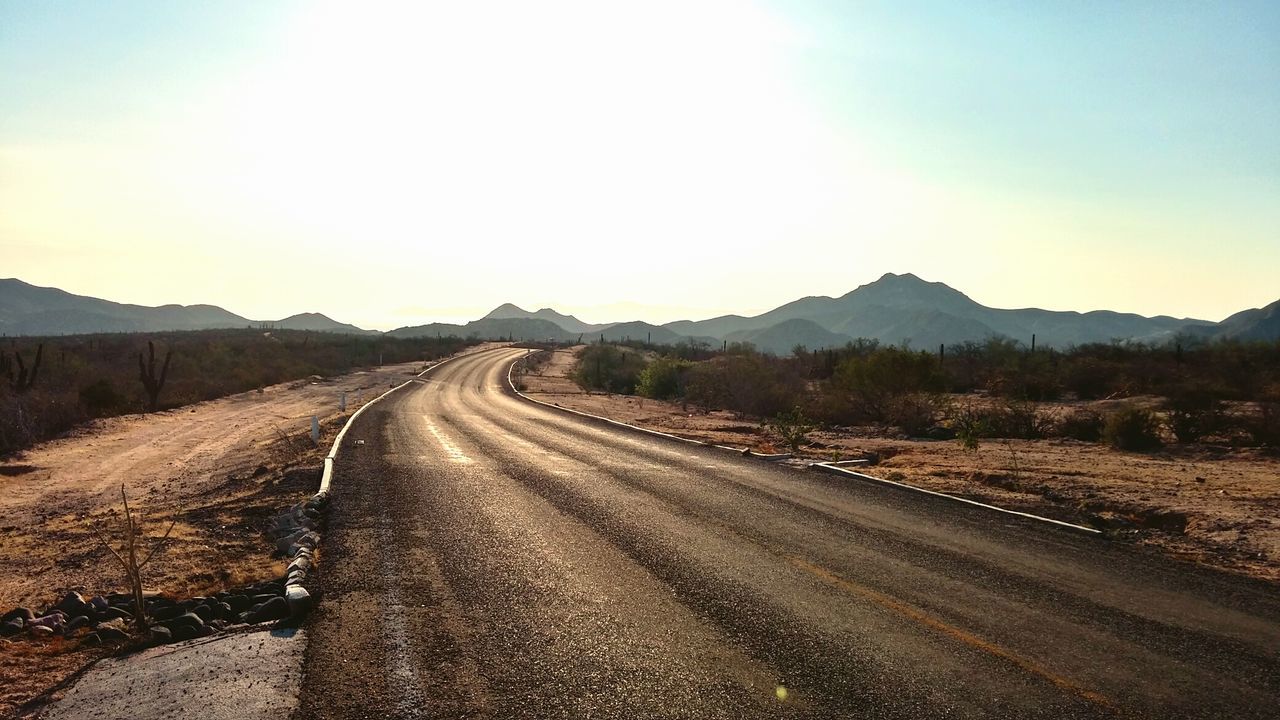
[0,345,499,716]
[521,347,1280,585]
[0,362,425,612]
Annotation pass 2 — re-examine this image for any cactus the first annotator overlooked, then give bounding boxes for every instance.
[138,340,172,412]
[4,344,42,393]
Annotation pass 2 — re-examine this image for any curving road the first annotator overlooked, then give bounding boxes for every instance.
[296,347,1280,719]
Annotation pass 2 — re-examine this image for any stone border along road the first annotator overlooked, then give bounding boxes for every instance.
[506,349,1102,537]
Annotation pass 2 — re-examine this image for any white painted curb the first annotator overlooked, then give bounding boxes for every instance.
[506,350,1103,537]
[807,463,1101,535]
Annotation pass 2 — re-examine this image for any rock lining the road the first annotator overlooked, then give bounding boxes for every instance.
[1,480,330,651]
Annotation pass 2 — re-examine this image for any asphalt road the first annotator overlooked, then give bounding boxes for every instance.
[296,347,1280,719]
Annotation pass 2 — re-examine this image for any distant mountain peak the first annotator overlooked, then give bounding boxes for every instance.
[481,302,614,334]
[869,271,951,289]
[484,303,530,318]
[877,271,922,282]
[848,272,978,308]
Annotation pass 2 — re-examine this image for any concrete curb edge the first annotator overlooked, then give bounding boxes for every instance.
[808,463,1102,536]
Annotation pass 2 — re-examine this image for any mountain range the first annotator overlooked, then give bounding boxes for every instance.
[4,275,1277,353]
[0,278,375,337]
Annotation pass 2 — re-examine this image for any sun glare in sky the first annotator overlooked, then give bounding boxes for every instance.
[2,1,1277,328]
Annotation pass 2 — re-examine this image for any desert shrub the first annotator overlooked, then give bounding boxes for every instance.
[988,351,1061,401]
[886,393,949,437]
[944,400,1051,440]
[1257,402,1280,446]
[828,347,943,422]
[949,401,991,450]
[79,378,129,416]
[635,357,691,400]
[1164,386,1223,443]
[1060,354,1124,399]
[574,345,648,394]
[683,362,729,410]
[684,352,803,419]
[1102,405,1163,451]
[986,400,1055,439]
[1057,409,1104,441]
[768,407,817,451]
[0,389,82,453]
[1223,394,1280,445]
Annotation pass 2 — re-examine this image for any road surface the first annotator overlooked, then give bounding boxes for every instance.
[297,347,1280,719]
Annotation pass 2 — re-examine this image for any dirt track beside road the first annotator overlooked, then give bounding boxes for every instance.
[0,361,425,612]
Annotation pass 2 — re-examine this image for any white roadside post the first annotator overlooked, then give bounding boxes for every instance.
[340,391,347,412]
[311,415,320,444]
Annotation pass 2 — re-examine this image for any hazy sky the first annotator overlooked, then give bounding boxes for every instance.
[3,1,1278,329]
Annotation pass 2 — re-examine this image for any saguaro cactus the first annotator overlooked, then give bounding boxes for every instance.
[3,344,42,393]
[138,341,172,412]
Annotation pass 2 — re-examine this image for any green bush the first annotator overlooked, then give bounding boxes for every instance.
[830,347,944,422]
[768,407,816,451]
[1102,405,1163,451]
[635,357,691,400]
[949,402,990,450]
[574,345,648,394]
[683,352,803,419]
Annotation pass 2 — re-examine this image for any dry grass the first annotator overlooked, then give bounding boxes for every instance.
[0,376,383,716]
[0,637,106,717]
[0,443,326,716]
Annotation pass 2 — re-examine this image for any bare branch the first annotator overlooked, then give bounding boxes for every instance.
[138,517,179,569]
[89,519,130,573]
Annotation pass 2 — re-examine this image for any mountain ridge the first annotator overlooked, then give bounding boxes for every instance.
[4,275,1276,352]
[0,278,370,336]
[482,303,613,334]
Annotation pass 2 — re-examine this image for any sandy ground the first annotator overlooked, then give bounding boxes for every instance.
[0,345,500,717]
[521,347,1280,584]
[0,361,425,612]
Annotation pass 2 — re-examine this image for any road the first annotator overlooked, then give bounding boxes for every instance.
[297,347,1280,719]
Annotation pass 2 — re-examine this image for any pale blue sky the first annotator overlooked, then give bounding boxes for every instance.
[3,1,1277,328]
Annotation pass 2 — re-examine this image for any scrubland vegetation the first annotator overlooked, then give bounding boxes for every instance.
[571,337,1280,452]
[0,329,475,455]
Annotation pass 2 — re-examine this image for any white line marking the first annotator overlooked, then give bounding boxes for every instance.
[378,514,428,717]
[423,418,472,464]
